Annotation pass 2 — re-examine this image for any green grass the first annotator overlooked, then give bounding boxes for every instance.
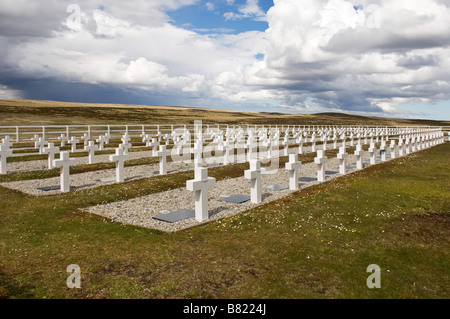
[0,143,448,299]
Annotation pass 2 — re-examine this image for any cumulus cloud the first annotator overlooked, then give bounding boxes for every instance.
[213,0,450,116]
[1,0,449,119]
[224,0,267,21]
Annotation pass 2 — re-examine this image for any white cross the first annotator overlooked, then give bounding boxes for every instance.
[282,135,291,156]
[337,146,348,175]
[285,153,301,190]
[1,137,12,150]
[150,138,160,156]
[380,140,388,161]
[296,136,304,154]
[58,134,67,147]
[244,159,262,203]
[223,140,234,165]
[121,133,131,145]
[314,150,328,182]
[0,144,12,174]
[354,144,364,169]
[368,142,378,165]
[31,134,39,144]
[96,135,106,150]
[53,151,77,192]
[154,145,169,175]
[68,136,79,153]
[310,135,317,152]
[322,136,328,151]
[390,140,397,159]
[104,133,111,144]
[43,142,60,169]
[398,138,404,156]
[143,134,152,147]
[82,133,90,146]
[35,137,46,154]
[119,142,132,155]
[191,141,203,167]
[109,147,129,183]
[85,141,99,164]
[186,166,216,222]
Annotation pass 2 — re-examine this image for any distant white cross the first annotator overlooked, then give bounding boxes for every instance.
[68,136,79,153]
[85,141,99,164]
[58,134,67,147]
[43,142,60,169]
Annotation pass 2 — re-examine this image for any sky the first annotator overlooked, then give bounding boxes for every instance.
[0,0,449,120]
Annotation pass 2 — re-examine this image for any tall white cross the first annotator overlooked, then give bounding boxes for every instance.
[109,147,129,182]
[186,166,216,222]
[354,144,364,169]
[390,140,397,159]
[53,151,77,192]
[43,142,60,169]
[285,153,301,190]
[192,141,203,168]
[85,141,99,164]
[244,159,262,203]
[368,142,378,165]
[337,146,348,175]
[0,144,12,174]
[314,150,328,182]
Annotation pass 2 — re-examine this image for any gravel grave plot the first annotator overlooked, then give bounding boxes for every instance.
[6,149,155,172]
[83,153,376,232]
[1,145,317,194]
[4,143,317,173]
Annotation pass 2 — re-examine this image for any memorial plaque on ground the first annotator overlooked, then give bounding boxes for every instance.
[218,194,251,203]
[152,209,195,223]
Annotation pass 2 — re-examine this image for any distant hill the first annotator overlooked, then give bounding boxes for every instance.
[0,99,449,127]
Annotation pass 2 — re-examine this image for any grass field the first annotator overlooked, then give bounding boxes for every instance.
[0,139,448,299]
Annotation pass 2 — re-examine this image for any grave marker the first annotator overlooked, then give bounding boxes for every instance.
[285,153,301,190]
[186,167,216,222]
[109,147,129,182]
[43,142,60,169]
[0,144,12,174]
[244,159,262,203]
[53,151,77,192]
[314,150,328,182]
[85,141,99,164]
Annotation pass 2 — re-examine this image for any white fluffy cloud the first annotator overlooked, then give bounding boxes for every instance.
[213,0,450,116]
[1,0,449,118]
